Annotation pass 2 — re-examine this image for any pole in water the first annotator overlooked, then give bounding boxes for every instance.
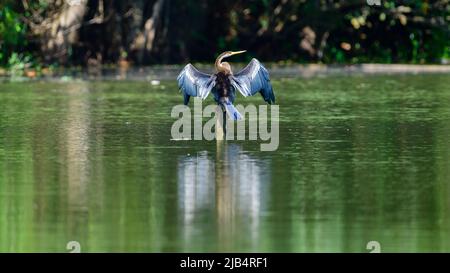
[215,105,227,140]
[223,108,227,136]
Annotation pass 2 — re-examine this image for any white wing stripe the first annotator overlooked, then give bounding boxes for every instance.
[186,68,196,83]
[250,64,259,79]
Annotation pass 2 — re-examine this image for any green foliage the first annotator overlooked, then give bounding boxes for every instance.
[213,0,449,64]
[0,5,28,66]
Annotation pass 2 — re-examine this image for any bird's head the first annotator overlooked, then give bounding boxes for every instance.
[215,50,246,74]
[220,50,247,59]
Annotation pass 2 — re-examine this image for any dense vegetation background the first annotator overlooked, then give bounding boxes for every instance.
[0,0,449,69]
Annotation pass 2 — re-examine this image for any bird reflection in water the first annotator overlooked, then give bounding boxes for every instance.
[177,143,270,251]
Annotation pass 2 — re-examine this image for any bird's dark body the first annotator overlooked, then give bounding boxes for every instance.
[212,72,236,105]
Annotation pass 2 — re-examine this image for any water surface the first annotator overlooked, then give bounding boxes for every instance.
[1,74,450,252]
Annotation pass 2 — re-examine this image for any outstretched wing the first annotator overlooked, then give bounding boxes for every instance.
[177,64,216,105]
[230,58,275,104]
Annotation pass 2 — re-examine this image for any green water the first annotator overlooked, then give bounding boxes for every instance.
[1,74,450,252]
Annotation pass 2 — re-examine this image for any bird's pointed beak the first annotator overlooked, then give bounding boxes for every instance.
[230,50,247,56]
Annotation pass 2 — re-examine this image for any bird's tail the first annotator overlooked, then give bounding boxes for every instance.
[222,101,243,121]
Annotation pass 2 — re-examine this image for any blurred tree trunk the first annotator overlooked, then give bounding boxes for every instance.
[129,0,165,64]
[26,0,88,64]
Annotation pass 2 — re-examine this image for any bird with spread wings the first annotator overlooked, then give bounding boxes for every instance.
[177,50,275,121]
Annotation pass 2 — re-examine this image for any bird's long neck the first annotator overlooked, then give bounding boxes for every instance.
[215,52,230,74]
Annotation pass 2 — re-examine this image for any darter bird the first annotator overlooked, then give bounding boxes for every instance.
[177,50,275,121]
